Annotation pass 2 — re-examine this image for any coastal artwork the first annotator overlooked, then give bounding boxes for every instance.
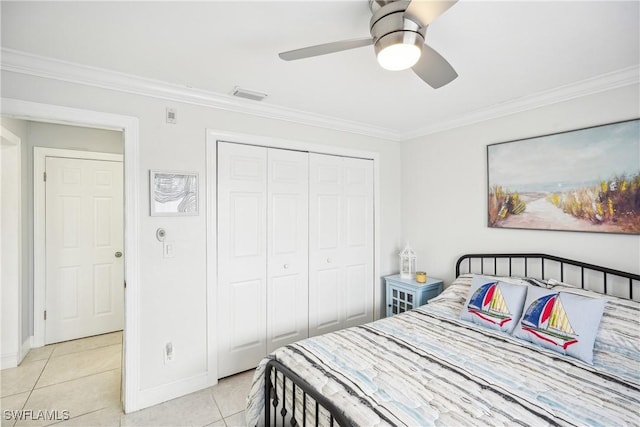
[487,119,640,234]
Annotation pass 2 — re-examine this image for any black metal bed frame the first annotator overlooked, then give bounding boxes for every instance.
[456,253,640,300]
[261,253,640,427]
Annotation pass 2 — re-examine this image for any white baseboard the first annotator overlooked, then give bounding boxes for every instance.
[132,371,217,413]
[20,337,31,364]
[0,352,18,370]
[2,337,34,369]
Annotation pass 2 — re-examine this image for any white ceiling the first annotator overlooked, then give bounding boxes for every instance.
[2,1,639,138]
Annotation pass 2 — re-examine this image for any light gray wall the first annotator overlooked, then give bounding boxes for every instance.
[1,70,403,398]
[27,121,123,154]
[401,84,640,286]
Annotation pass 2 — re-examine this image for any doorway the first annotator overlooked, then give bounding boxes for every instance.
[1,98,141,413]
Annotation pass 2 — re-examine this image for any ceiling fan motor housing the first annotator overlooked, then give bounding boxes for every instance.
[370,1,424,66]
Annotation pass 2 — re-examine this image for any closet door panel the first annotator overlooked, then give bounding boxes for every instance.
[229,279,263,348]
[310,268,341,333]
[309,154,342,336]
[345,264,367,322]
[267,148,308,353]
[309,154,374,335]
[342,157,374,328]
[218,142,267,377]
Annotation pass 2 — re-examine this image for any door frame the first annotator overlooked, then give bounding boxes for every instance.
[205,129,382,331]
[1,98,141,413]
[34,148,124,345]
[0,125,23,369]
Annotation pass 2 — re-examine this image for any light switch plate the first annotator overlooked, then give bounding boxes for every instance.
[163,241,174,258]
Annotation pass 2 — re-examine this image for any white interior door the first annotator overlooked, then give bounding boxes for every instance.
[266,148,308,353]
[217,142,267,377]
[45,156,124,344]
[309,154,374,336]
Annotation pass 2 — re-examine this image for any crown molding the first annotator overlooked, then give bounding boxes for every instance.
[2,48,638,142]
[400,65,640,140]
[0,48,402,141]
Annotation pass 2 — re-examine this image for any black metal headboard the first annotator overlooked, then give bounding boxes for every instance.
[456,253,640,300]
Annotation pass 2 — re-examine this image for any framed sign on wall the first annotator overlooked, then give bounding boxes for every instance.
[150,170,199,216]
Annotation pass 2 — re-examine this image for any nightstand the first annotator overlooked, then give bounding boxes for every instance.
[385,274,443,317]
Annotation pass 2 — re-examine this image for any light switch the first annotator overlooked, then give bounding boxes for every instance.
[163,241,174,258]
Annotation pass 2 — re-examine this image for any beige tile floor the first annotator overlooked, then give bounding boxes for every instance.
[1,332,253,427]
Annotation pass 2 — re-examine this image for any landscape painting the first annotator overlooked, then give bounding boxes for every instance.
[487,119,640,234]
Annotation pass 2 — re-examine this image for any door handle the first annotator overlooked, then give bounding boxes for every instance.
[115,251,123,258]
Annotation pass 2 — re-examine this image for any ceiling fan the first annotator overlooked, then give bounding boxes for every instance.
[279,0,459,89]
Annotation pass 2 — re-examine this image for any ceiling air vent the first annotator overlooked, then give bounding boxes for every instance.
[231,86,268,102]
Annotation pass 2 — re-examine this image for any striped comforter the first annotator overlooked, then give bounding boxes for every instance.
[245,275,640,426]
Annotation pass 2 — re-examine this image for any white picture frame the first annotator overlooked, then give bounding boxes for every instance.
[150,170,199,216]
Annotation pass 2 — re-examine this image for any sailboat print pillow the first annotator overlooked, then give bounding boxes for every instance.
[512,286,606,364]
[460,276,528,334]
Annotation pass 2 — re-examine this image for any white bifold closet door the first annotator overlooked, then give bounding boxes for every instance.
[217,142,308,377]
[266,148,309,354]
[309,153,374,337]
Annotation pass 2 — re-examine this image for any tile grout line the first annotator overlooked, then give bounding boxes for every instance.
[43,338,124,426]
[49,333,123,359]
[5,335,124,427]
[33,366,122,392]
[49,339,123,360]
[34,342,123,390]
[12,345,54,427]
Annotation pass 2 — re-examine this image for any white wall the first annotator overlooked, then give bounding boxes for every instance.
[1,120,24,368]
[1,118,28,351]
[401,84,640,285]
[1,70,403,402]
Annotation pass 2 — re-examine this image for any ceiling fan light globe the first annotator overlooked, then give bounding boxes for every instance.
[374,30,423,71]
[377,43,421,70]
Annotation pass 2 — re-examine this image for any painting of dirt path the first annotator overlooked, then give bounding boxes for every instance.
[498,193,626,233]
[488,119,640,235]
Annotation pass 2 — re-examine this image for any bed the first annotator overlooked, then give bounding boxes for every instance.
[245,254,640,426]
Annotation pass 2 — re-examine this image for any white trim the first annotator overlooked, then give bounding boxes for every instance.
[0,48,399,141]
[2,48,638,142]
[0,126,23,369]
[1,125,21,145]
[1,98,142,413]
[211,130,379,161]
[401,65,640,140]
[21,337,31,364]
[0,353,18,370]
[33,147,123,348]
[205,140,218,387]
[135,372,212,410]
[205,129,383,340]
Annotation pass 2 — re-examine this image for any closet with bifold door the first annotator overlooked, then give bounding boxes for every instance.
[217,141,374,377]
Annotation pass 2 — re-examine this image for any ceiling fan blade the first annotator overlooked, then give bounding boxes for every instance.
[405,0,458,27]
[279,37,373,61]
[412,43,458,89]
